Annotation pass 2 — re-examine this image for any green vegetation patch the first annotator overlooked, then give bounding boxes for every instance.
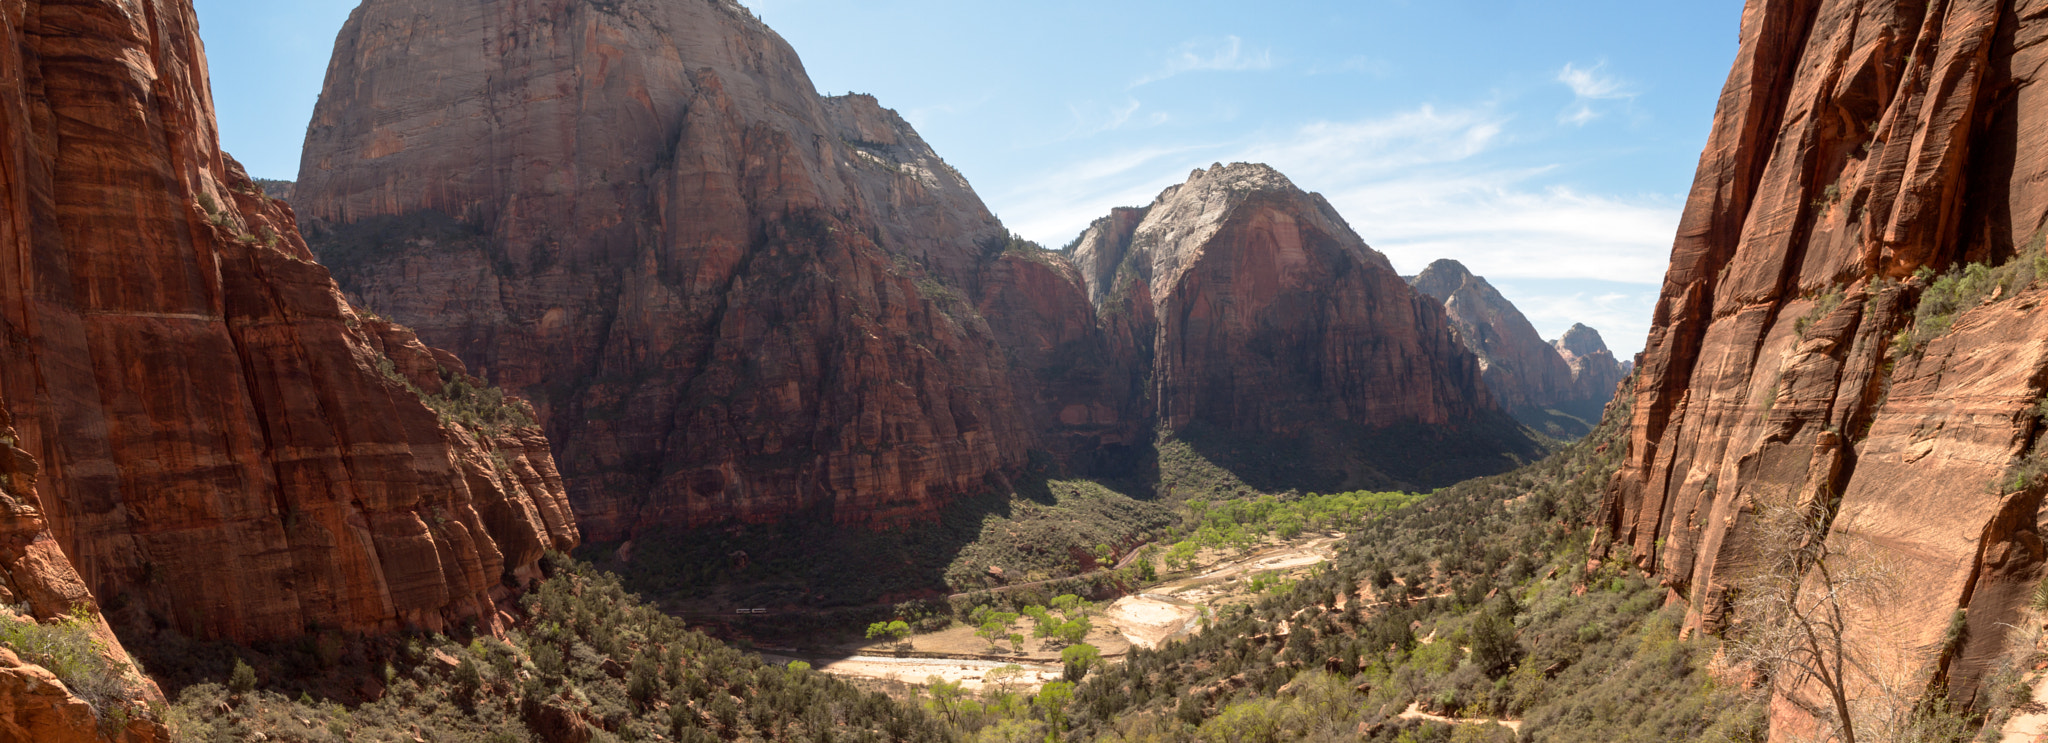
[1159,490,1422,570]
[1894,244,2048,356]
[0,607,141,727]
[376,359,537,437]
[925,376,1769,742]
[161,555,953,743]
[943,479,1174,591]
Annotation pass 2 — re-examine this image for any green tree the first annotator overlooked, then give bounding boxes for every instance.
[975,612,1020,649]
[1023,606,1056,638]
[229,658,258,695]
[866,619,912,647]
[1055,617,1092,646]
[1060,643,1101,682]
[923,676,967,724]
[1165,540,1198,571]
[1468,606,1521,679]
[1035,681,1075,738]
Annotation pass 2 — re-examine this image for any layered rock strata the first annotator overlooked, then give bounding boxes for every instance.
[1072,164,1498,437]
[1409,260,1616,428]
[0,0,578,648]
[297,0,1032,540]
[0,400,166,743]
[1601,0,2048,735]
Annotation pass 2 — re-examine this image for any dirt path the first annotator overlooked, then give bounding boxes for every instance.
[1398,702,1523,732]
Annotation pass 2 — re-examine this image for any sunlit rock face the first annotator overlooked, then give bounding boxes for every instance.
[1410,260,1625,430]
[0,0,577,645]
[1075,164,1500,436]
[1603,0,2048,736]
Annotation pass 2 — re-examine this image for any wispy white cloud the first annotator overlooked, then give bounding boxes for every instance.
[1132,36,1276,87]
[903,93,997,132]
[1308,56,1394,77]
[1000,144,1217,247]
[1060,98,1173,140]
[1555,61,1638,126]
[994,102,1678,354]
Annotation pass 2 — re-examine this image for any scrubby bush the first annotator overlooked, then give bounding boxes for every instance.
[165,554,956,743]
[0,607,134,718]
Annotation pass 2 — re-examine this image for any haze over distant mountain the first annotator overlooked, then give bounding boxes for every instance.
[1408,259,1625,437]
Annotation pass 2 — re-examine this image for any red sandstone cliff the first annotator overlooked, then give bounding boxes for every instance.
[0,399,164,743]
[0,0,577,657]
[296,0,1032,541]
[1605,0,2048,737]
[1071,164,1502,441]
[1409,260,1604,426]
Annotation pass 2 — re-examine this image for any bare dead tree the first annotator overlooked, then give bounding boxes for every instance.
[1726,499,1907,743]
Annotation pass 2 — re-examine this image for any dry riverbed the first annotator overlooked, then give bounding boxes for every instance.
[788,533,1346,692]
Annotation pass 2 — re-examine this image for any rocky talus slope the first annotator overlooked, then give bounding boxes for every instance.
[296,0,1538,537]
[0,0,577,661]
[1409,260,1624,432]
[1602,0,2048,737]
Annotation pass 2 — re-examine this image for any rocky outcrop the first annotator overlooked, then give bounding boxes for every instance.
[975,250,1146,459]
[296,0,1031,541]
[0,401,166,743]
[0,0,578,647]
[1073,164,1507,445]
[1552,324,1627,414]
[1409,260,1601,430]
[1602,0,2048,736]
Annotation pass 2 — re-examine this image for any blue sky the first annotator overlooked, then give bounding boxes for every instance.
[192,0,1744,357]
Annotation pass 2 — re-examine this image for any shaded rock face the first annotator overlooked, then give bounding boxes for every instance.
[1552,324,1627,413]
[1409,260,1600,426]
[974,252,1147,459]
[0,0,578,646]
[0,402,167,743]
[297,0,1031,541]
[1603,0,2048,733]
[1073,164,1498,437]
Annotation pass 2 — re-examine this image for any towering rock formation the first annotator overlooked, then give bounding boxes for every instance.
[0,0,577,652]
[297,0,1033,541]
[0,398,165,743]
[1552,323,1627,413]
[1069,164,1526,482]
[1603,0,2048,736]
[1409,259,1612,433]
